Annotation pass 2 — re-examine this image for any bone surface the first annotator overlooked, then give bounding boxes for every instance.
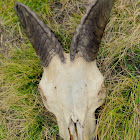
[39,53,106,140]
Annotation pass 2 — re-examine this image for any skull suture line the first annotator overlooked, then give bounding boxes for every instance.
[15,0,115,139]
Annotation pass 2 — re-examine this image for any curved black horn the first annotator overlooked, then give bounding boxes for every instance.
[15,2,64,67]
[70,0,115,61]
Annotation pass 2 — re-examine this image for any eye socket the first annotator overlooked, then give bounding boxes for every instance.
[38,85,47,102]
[38,85,41,91]
[98,84,106,95]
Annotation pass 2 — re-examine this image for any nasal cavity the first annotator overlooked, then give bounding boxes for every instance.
[68,120,82,140]
[68,128,74,140]
[74,123,78,138]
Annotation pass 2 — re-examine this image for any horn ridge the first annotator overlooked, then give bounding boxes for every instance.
[15,2,64,67]
[70,0,115,61]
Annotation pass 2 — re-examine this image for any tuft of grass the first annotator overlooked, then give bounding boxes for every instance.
[0,0,139,139]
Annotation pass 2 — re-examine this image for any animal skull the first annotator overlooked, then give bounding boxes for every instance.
[15,0,115,139]
[39,54,105,140]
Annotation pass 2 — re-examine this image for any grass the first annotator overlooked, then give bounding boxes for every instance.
[0,0,139,139]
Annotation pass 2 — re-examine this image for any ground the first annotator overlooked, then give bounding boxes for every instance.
[0,0,139,140]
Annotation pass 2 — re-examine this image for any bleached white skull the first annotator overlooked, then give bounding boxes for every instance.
[15,0,115,139]
[39,54,106,140]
